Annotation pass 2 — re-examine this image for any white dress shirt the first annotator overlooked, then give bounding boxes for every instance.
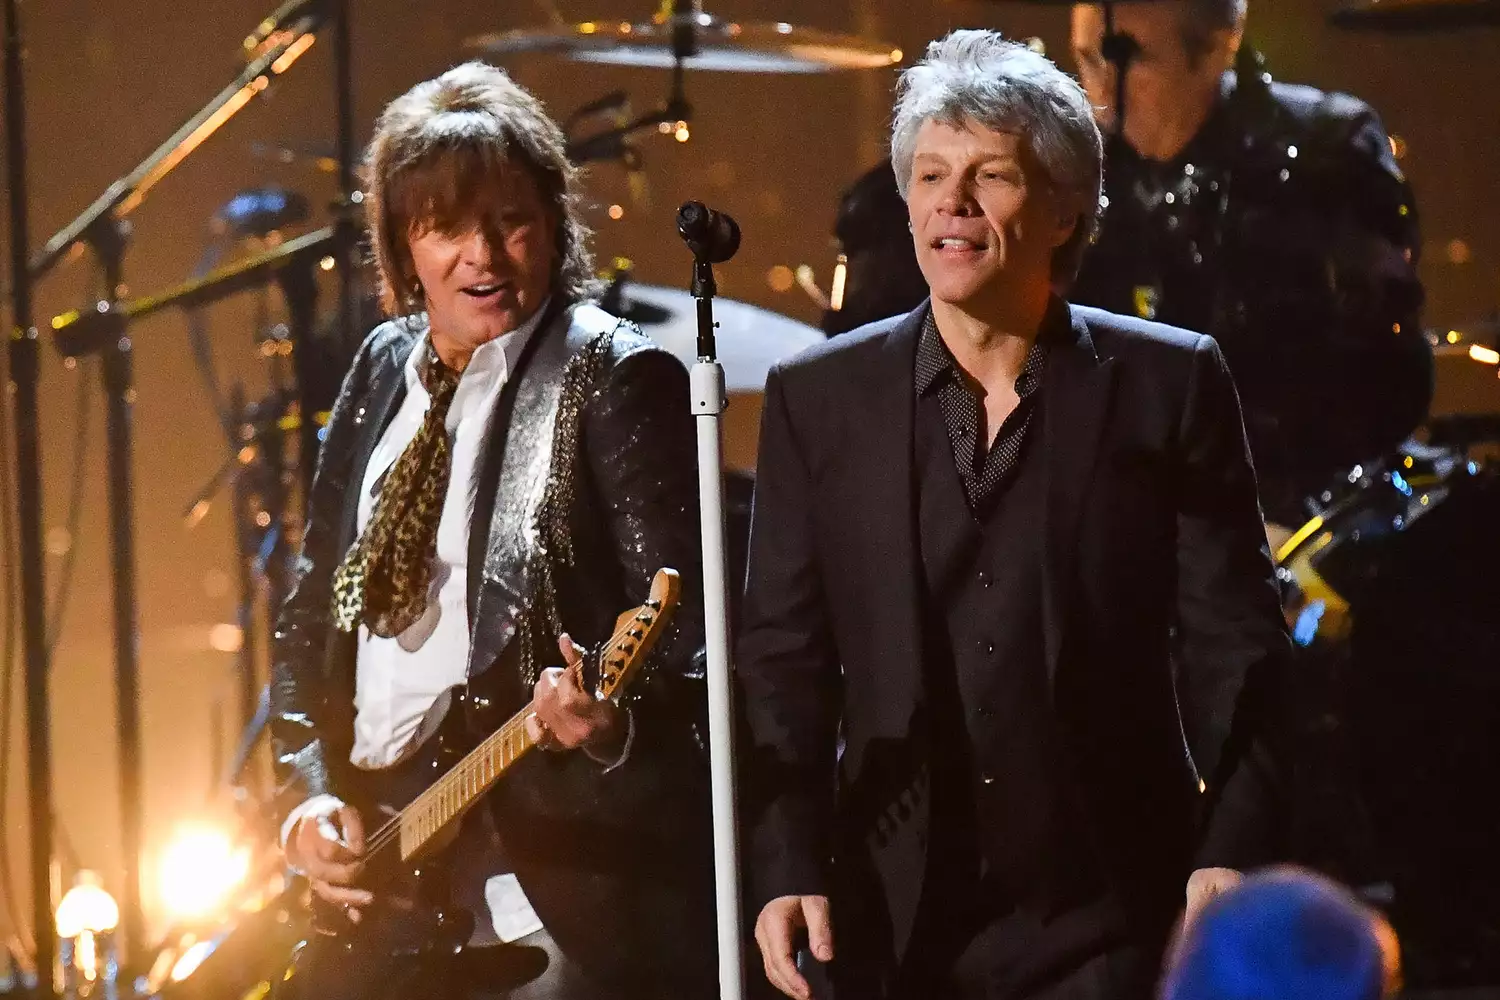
[284,308,550,939]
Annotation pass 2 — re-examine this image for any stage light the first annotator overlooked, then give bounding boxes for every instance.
[766,265,794,293]
[55,873,119,939]
[157,826,251,923]
[1470,344,1500,365]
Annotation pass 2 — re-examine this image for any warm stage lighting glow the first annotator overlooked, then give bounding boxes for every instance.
[157,827,251,922]
[56,872,120,938]
[170,940,217,982]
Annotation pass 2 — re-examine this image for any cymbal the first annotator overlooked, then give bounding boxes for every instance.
[468,12,904,74]
[1329,0,1500,30]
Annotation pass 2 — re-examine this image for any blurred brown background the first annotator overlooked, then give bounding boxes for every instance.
[0,0,1496,946]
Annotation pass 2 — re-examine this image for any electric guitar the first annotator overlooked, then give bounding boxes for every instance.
[274,568,681,1000]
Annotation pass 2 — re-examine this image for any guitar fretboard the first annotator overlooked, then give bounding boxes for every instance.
[397,709,536,861]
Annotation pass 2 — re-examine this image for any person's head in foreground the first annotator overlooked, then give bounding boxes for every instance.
[891,29,1103,315]
[1161,868,1401,1000]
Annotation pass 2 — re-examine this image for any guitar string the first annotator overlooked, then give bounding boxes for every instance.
[358,610,656,862]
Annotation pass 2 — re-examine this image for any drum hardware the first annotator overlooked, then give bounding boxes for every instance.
[212,186,314,241]
[472,1,902,207]
[1277,444,1483,644]
[1329,0,1500,29]
[21,0,341,959]
[249,139,341,175]
[469,0,903,75]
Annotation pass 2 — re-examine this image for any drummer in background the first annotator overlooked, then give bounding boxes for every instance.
[1068,0,1431,534]
[825,1,1431,535]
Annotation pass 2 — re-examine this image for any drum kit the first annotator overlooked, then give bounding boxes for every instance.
[28,0,1500,995]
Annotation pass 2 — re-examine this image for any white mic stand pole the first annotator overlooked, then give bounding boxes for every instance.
[677,201,745,1000]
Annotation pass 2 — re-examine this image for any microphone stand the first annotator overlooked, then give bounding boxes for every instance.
[4,0,56,990]
[681,230,745,1000]
[1098,2,1138,146]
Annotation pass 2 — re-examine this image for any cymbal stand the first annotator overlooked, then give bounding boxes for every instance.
[562,0,697,168]
[1098,2,1139,144]
[4,0,55,989]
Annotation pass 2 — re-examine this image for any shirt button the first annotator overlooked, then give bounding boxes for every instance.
[979,640,995,655]
[981,775,997,786]
[978,571,993,588]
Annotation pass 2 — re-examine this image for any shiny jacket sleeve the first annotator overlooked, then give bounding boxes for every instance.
[581,341,708,757]
[1172,335,1295,870]
[268,331,381,816]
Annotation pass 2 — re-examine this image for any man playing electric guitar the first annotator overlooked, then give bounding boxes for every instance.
[269,62,716,999]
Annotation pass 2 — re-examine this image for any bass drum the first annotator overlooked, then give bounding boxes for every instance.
[1277,444,1500,987]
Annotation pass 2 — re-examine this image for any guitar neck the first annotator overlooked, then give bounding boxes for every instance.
[378,566,677,866]
[394,700,539,862]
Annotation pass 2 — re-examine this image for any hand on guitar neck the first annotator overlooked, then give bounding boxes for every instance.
[525,633,630,763]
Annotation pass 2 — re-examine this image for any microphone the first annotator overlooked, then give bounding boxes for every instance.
[676,202,740,263]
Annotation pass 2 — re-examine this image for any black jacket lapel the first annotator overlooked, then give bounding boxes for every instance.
[1041,304,1116,688]
[862,305,926,740]
[336,331,418,562]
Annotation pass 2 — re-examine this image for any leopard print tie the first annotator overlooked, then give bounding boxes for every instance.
[330,348,462,638]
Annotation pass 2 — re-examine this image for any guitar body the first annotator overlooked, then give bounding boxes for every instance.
[274,569,681,1000]
[275,688,484,1000]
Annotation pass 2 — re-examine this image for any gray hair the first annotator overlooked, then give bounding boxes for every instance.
[891,30,1103,287]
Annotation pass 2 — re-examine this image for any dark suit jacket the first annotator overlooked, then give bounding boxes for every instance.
[739,301,1293,983]
[269,302,716,990]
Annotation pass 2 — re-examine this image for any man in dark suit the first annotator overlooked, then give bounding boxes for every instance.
[743,31,1291,1000]
[269,63,715,998]
[821,2,1430,534]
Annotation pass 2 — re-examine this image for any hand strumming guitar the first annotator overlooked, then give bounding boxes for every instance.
[526,633,631,764]
[286,804,373,922]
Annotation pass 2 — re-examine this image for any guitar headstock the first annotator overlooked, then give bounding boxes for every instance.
[591,568,680,704]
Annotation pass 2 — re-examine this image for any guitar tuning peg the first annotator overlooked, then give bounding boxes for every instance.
[645,600,661,611]
[628,628,644,640]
